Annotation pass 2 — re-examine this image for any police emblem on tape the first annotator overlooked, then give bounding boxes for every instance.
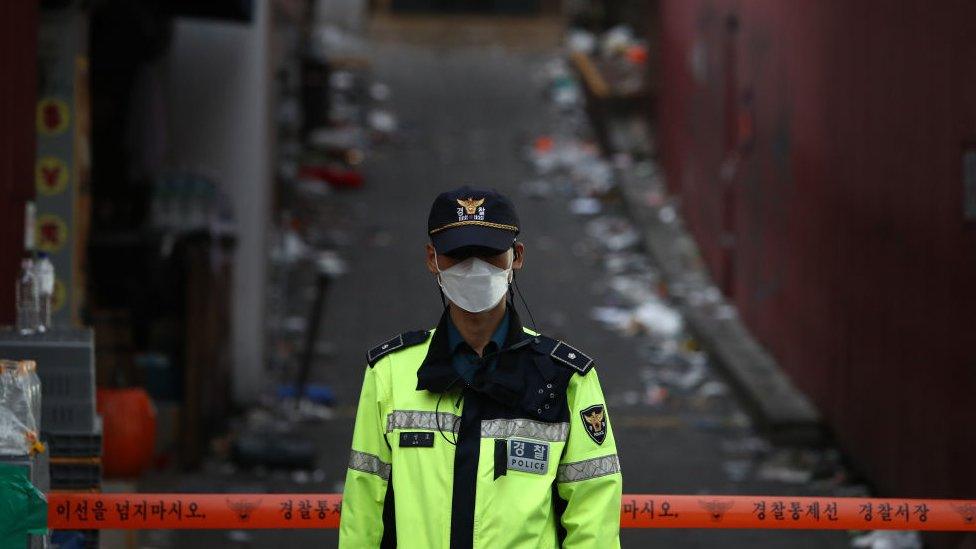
[507,439,549,475]
[580,404,607,445]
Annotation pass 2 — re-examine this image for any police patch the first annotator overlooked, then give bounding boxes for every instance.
[507,439,549,475]
[367,334,403,364]
[399,431,434,448]
[580,404,607,445]
[366,330,430,367]
[549,341,594,374]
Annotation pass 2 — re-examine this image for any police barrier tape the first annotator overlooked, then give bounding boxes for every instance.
[47,493,976,531]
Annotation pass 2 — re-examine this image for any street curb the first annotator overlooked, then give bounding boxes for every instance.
[611,147,824,446]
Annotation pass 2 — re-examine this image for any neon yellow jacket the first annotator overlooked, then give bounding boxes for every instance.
[339,309,622,548]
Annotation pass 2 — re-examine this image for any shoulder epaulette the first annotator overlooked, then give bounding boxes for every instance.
[531,335,595,375]
[367,330,430,367]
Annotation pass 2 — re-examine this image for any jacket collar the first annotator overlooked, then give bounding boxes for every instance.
[416,310,455,393]
[417,304,531,405]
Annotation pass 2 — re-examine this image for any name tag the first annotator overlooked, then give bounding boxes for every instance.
[399,431,434,447]
[508,439,549,475]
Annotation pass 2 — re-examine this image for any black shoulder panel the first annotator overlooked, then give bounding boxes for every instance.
[531,335,595,375]
[366,330,430,367]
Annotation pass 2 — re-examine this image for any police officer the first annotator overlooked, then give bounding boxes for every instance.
[339,186,622,548]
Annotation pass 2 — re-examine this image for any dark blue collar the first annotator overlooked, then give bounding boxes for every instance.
[417,306,535,403]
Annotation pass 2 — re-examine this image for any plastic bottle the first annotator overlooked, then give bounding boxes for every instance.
[15,258,38,335]
[34,253,55,332]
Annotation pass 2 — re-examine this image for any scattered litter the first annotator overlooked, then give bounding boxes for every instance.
[631,301,684,338]
[522,179,553,199]
[840,485,873,498]
[552,78,581,108]
[585,216,640,251]
[369,82,391,102]
[570,239,599,260]
[693,417,726,431]
[850,531,922,549]
[603,252,652,274]
[697,380,729,399]
[227,530,253,543]
[658,204,677,224]
[566,29,596,54]
[656,356,706,391]
[307,126,365,151]
[288,399,335,421]
[282,316,307,334]
[294,177,332,198]
[312,25,366,58]
[569,197,602,215]
[0,360,40,456]
[590,306,632,329]
[621,390,640,406]
[298,164,365,190]
[571,158,614,195]
[277,384,336,406]
[601,25,636,56]
[721,437,771,456]
[643,384,668,407]
[722,460,751,482]
[316,250,348,277]
[368,109,398,134]
[612,152,633,170]
[713,304,738,319]
[756,463,813,485]
[728,411,753,428]
[328,70,356,92]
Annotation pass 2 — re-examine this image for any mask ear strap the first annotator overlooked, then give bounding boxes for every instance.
[511,272,539,332]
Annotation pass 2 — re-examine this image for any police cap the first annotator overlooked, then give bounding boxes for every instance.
[427,186,520,255]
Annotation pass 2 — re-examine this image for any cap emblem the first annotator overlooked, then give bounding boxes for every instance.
[456,197,486,221]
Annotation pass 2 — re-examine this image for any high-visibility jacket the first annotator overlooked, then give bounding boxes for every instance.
[339,309,622,548]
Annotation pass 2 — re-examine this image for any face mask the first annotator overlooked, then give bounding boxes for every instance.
[435,250,513,313]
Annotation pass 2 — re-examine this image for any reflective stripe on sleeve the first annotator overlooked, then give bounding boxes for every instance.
[348,450,392,481]
[557,454,621,483]
[386,410,460,434]
[480,418,569,442]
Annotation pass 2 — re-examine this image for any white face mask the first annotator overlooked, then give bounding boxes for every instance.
[435,250,514,313]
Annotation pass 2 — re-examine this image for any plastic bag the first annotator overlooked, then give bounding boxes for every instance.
[0,360,41,456]
[0,463,47,546]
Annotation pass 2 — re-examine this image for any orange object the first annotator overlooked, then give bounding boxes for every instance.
[533,135,554,153]
[96,388,156,478]
[625,45,648,65]
[569,52,610,98]
[47,493,976,531]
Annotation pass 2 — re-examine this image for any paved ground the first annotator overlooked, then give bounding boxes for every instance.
[134,16,852,548]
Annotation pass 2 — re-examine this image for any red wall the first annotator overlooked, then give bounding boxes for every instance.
[659,0,976,504]
[0,1,39,323]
